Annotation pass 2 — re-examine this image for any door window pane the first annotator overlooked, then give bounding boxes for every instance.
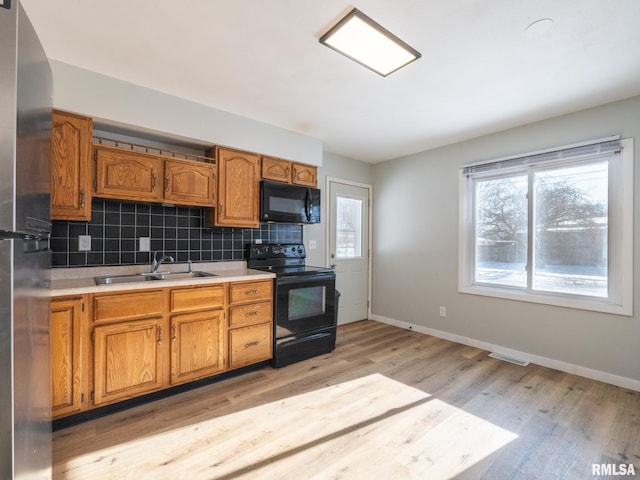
[474,175,528,288]
[336,196,363,259]
[533,162,608,296]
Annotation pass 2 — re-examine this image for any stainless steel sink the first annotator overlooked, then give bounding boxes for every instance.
[94,271,216,285]
[152,271,216,281]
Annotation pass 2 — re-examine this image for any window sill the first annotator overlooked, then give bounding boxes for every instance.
[458,284,632,316]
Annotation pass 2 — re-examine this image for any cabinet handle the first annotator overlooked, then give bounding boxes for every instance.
[157,326,163,344]
[245,341,259,348]
[218,203,224,214]
[245,310,259,317]
[171,324,177,342]
[165,175,170,193]
[79,189,85,208]
[151,172,157,191]
[245,289,258,295]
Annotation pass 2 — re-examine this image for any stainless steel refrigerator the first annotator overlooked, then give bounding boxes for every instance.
[0,0,53,478]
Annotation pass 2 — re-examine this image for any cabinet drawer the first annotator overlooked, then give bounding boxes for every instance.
[93,290,164,323]
[170,285,225,313]
[229,300,272,328]
[229,280,273,305]
[229,322,272,370]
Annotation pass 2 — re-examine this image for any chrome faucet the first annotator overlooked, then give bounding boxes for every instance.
[151,251,174,273]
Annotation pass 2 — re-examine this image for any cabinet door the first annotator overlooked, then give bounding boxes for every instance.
[51,296,86,418]
[94,145,163,202]
[261,156,291,183]
[292,163,317,187]
[214,147,260,227]
[164,158,216,207]
[170,310,225,385]
[51,110,93,220]
[93,318,165,406]
[228,323,272,370]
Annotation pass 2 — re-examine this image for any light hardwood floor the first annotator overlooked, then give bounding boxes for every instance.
[53,320,640,479]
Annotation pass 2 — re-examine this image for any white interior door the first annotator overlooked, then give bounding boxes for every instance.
[328,179,371,324]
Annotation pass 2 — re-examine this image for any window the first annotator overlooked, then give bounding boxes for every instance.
[336,196,363,259]
[459,138,633,315]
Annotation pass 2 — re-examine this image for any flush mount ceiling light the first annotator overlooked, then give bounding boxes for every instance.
[319,8,421,77]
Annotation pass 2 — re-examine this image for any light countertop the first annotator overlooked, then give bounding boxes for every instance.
[49,261,274,296]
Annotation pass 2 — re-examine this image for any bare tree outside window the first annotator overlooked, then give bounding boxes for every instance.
[474,162,608,296]
[475,175,527,287]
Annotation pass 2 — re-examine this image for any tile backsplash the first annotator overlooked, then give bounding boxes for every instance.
[51,199,302,267]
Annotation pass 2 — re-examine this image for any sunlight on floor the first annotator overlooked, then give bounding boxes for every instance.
[59,374,517,479]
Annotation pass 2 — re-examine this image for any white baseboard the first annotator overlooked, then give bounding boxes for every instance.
[369,314,640,392]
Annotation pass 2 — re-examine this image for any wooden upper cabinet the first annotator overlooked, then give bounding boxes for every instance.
[291,162,317,187]
[261,156,291,183]
[51,110,93,221]
[94,145,163,203]
[94,144,216,207]
[261,155,317,187]
[164,158,216,207]
[211,147,260,228]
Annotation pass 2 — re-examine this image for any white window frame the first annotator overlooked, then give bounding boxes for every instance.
[458,137,633,316]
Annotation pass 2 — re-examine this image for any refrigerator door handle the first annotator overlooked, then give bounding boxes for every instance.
[0,229,49,241]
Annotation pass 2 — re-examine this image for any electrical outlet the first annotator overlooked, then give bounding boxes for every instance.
[139,237,150,252]
[439,306,447,317]
[309,240,317,249]
[78,235,91,251]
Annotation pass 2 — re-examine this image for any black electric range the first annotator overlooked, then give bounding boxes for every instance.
[247,243,337,367]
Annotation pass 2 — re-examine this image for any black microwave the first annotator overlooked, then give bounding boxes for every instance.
[260,180,321,224]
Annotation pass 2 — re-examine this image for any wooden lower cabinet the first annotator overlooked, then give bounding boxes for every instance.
[51,295,89,419]
[229,322,272,370]
[52,280,273,418]
[91,289,167,407]
[170,285,226,385]
[93,317,166,407]
[228,279,273,370]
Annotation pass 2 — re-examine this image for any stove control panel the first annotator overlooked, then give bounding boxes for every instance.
[249,243,306,259]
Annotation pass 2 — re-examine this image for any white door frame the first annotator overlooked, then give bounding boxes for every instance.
[325,176,373,321]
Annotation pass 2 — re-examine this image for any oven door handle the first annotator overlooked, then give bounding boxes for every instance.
[276,273,336,285]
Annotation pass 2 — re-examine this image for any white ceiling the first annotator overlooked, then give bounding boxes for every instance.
[20,0,640,163]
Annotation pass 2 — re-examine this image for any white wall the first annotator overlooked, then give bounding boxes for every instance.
[50,61,323,166]
[304,151,374,267]
[371,95,640,389]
